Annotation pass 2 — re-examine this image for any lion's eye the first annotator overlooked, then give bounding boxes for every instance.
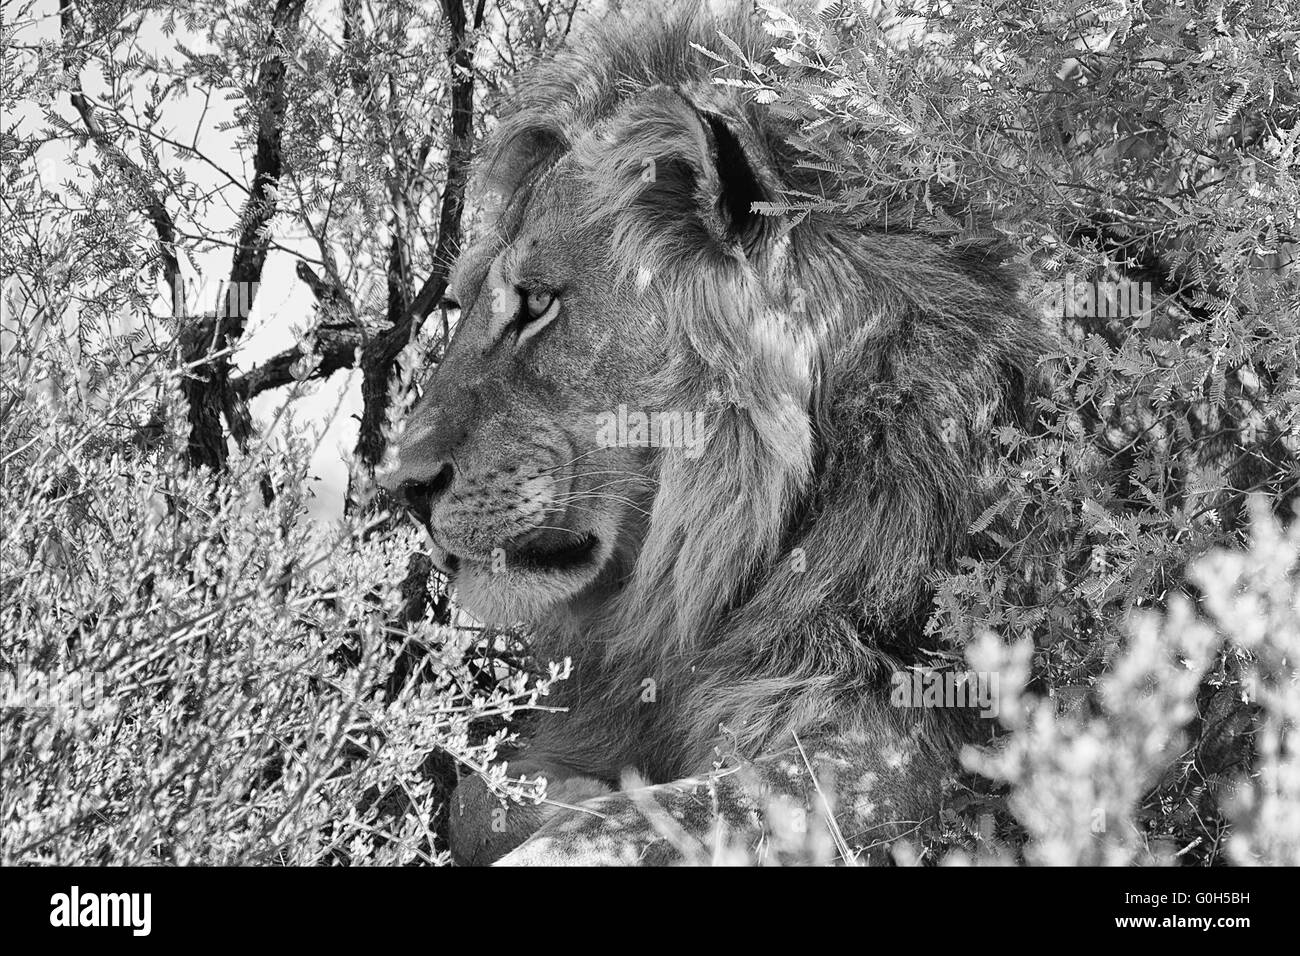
[506,286,561,344]
[522,289,557,323]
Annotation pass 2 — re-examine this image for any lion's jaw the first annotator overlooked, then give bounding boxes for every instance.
[421,437,653,625]
[445,523,620,625]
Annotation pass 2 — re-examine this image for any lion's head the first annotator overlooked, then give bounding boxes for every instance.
[385,45,809,631]
[384,157,668,623]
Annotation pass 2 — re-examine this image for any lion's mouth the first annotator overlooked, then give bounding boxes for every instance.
[507,532,599,571]
[437,531,600,576]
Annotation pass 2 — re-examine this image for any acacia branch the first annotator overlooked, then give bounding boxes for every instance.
[72,90,251,197]
[353,0,483,469]
[179,0,306,470]
[60,0,183,319]
[230,263,363,398]
[232,332,364,399]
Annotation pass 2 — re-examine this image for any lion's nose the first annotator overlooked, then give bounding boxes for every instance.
[391,462,455,526]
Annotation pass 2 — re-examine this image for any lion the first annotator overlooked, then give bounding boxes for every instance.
[384,5,1053,865]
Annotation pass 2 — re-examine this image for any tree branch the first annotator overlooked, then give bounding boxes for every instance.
[179,0,306,470]
[229,263,362,398]
[353,0,479,468]
[60,0,183,319]
[232,332,363,399]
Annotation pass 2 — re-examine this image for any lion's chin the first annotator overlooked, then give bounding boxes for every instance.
[449,536,610,624]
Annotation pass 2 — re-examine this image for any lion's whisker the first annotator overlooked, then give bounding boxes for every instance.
[551,492,652,518]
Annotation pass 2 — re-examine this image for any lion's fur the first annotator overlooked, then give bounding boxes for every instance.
[406,5,1058,861]
[467,4,1053,799]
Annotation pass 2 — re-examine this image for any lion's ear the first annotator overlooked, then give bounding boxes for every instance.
[478,117,569,206]
[582,85,776,257]
[688,103,774,253]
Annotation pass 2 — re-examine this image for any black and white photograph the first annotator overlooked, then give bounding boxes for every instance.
[1,0,1295,935]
